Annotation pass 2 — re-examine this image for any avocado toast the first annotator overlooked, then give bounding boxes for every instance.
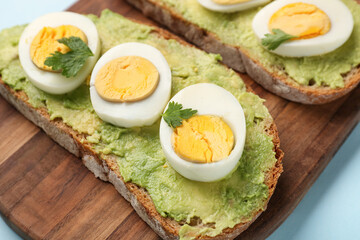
[0,10,283,239]
[126,0,360,104]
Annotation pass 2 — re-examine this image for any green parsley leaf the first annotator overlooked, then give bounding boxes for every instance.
[261,29,297,51]
[44,36,94,78]
[161,101,197,128]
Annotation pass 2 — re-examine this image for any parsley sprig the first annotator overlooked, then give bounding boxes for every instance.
[161,102,197,128]
[261,29,297,51]
[44,36,94,78]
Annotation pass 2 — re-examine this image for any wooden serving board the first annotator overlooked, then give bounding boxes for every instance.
[0,0,359,239]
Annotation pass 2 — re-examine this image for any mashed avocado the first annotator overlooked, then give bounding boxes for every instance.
[0,10,277,239]
[155,0,360,89]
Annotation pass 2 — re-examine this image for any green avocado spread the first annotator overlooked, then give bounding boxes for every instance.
[154,0,360,89]
[0,10,277,239]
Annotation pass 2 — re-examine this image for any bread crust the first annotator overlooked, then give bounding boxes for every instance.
[126,0,360,104]
[0,25,283,240]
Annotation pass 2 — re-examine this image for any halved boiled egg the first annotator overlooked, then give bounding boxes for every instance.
[252,0,354,57]
[90,42,172,128]
[197,0,271,13]
[159,83,246,182]
[18,12,101,94]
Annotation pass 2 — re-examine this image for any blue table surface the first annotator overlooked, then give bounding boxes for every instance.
[0,1,359,239]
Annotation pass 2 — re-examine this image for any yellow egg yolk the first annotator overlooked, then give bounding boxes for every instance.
[30,25,87,71]
[172,115,234,163]
[269,3,331,40]
[212,0,250,5]
[95,56,159,102]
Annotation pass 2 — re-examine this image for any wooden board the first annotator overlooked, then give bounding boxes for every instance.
[0,0,359,239]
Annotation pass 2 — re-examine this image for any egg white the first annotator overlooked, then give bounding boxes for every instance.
[252,0,354,57]
[89,42,172,128]
[197,0,271,12]
[159,83,246,182]
[18,12,101,94]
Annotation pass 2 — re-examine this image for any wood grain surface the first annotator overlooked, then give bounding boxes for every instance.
[0,0,359,239]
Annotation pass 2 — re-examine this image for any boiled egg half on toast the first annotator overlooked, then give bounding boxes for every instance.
[18,12,101,94]
[197,0,271,12]
[252,0,354,57]
[159,83,246,182]
[89,42,172,128]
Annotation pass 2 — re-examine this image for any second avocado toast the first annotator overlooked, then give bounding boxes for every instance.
[126,0,360,104]
[0,9,283,240]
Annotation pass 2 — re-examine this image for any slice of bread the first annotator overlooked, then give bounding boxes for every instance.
[0,14,283,239]
[126,0,360,104]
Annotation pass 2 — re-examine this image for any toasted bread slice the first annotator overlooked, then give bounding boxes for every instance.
[0,12,283,239]
[126,0,360,104]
